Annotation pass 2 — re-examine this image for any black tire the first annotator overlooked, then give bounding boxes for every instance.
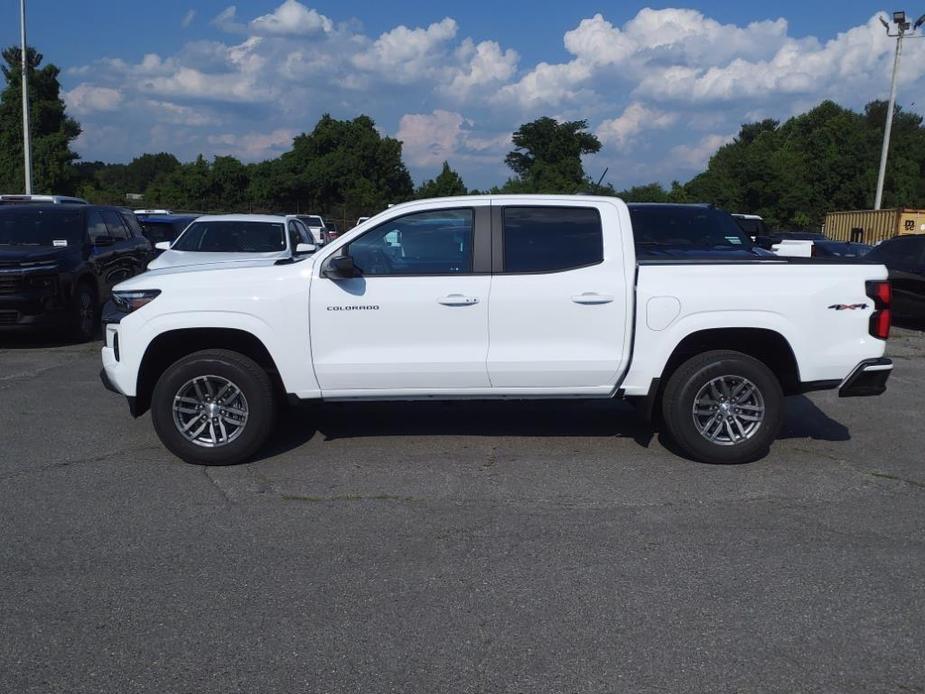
[151,349,277,465]
[660,350,783,464]
[70,282,97,342]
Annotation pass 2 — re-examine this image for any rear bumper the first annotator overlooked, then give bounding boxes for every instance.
[839,358,893,397]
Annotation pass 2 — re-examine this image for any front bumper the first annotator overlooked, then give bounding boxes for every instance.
[839,358,893,397]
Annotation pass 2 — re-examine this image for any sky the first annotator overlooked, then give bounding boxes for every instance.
[2,0,924,189]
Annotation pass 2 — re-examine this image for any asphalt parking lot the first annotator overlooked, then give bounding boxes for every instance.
[2,329,924,693]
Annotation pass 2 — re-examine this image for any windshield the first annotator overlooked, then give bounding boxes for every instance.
[0,208,85,246]
[300,216,324,227]
[629,206,753,250]
[171,221,286,253]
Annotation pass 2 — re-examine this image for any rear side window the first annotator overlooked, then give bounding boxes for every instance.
[87,211,109,242]
[120,211,145,238]
[502,207,603,273]
[102,209,129,240]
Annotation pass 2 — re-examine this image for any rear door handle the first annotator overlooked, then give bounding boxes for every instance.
[571,292,614,304]
[438,294,479,306]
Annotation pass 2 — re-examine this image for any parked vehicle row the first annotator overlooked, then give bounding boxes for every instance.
[100,194,894,467]
[0,204,152,340]
[148,214,317,270]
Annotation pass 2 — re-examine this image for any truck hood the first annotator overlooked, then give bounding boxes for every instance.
[147,249,289,271]
[116,254,316,291]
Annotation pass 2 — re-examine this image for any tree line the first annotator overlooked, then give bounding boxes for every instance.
[2,46,925,228]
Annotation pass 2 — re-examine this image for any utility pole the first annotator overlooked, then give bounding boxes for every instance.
[20,0,33,195]
[875,10,925,210]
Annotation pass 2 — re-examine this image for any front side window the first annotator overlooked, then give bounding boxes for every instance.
[503,207,603,273]
[348,209,474,275]
[172,221,286,253]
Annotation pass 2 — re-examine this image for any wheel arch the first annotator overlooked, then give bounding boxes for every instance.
[134,327,284,417]
[660,327,801,395]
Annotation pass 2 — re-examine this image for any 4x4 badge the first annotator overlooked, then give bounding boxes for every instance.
[828,303,868,311]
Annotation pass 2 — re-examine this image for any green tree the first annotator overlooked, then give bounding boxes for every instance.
[0,46,81,194]
[502,117,602,193]
[683,100,925,228]
[279,114,414,217]
[416,161,467,198]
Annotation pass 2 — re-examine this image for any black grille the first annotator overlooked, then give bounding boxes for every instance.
[0,310,19,325]
[0,275,22,294]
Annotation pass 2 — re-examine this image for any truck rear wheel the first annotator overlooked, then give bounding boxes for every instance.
[151,349,276,465]
[660,350,783,464]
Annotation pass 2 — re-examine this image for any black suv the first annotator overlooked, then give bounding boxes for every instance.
[866,234,925,321]
[0,204,152,340]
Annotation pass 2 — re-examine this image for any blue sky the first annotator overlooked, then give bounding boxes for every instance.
[2,1,923,189]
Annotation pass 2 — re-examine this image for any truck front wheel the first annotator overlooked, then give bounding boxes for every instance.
[661,350,783,464]
[151,349,276,465]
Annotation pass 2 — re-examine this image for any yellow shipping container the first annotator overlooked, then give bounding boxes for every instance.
[824,208,925,244]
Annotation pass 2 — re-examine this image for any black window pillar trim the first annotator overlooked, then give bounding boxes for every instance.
[473,206,492,274]
[490,203,504,274]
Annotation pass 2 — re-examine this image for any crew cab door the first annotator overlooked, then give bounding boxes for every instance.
[310,205,492,393]
[487,201,631,389]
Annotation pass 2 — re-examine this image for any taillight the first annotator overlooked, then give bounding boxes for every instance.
[865,280,892,340]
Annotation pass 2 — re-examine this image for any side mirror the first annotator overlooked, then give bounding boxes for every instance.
[155,241,171,251]
[295,243,316,255]
[323,254,358,278]
[92,235,116,247]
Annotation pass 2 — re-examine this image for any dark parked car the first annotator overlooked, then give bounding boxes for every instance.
[865,235,925,321]
[0,204,152,340]
[810,240,872,258]
[135,213,199,252]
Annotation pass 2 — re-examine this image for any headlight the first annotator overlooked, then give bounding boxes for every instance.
[112,289,161,312]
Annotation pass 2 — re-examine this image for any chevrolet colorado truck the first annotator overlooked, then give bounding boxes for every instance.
[100,195,894,465]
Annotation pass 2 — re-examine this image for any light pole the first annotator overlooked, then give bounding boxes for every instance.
[874,10,925,210]
[20,0,33,195]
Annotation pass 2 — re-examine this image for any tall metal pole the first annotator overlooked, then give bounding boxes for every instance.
[874,28,904,210]
[20,0,33,195]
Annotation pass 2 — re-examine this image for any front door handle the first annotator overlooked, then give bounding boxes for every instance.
[438,294,479,306]
[571,292,614,304]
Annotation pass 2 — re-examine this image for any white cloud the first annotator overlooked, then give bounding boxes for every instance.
[353,18,458,83]
[249,0,332,36]
[143,100,220,127]
[670,133,736,170]
[597,103,678,150]
[212,6,244,33]
[396,110,508,167]
[207,128,297,161]
[181,9,196,29]
[64,84,123,114]
[442,39,519,99]
[62,4,925,189]
[397,110,466,166]
[495,60,593,108]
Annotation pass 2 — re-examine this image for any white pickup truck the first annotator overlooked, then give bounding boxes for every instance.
[100,195,894,466]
